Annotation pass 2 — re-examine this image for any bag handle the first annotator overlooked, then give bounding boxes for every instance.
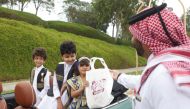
[90,57,108,70]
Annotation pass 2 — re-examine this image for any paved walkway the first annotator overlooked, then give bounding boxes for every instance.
[2,67,145,93]
[116,67,144,73]
[2,80,29,92]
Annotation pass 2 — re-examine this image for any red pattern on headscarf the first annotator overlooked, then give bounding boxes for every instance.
[130,8,190,97]
[160,47,190,96]
[129,9,190,55]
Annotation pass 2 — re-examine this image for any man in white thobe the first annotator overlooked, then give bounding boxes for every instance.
[111,3,190,109]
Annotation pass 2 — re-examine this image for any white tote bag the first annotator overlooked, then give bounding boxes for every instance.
[86,57,114,108]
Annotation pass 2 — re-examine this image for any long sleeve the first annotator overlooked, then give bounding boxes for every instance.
[117,74,141,89]
[39,71,51,99]
[53,72,61,99]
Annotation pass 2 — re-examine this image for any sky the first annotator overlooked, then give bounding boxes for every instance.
[23,0,92,21]
[157,0,190,16]
[26,0,189,21]
[4,0,190,36]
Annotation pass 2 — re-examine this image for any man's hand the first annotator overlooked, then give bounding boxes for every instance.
[57,97,64,109]
[110,70,120,80]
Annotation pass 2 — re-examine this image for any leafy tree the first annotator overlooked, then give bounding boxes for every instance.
[64,0,90,21]
[93,0,138,38]
[17,0,30,11]
[9,0,17,9]
[0,0,16,9]
[0,0,8,6]
[32,0,54,15]
[64,0,108,32]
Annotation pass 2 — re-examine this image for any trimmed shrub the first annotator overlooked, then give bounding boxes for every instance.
[47,21,116,44]
[0,7,131,45]
[0,7,47,27]
[0,18,146,81]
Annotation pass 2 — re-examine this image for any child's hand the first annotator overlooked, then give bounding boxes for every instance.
[57,97,64,109]
[60,83,67,95]
[83,81,89,88]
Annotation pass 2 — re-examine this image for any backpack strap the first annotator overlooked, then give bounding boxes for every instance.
[37,68,47,92]
[47,75,54,97]
[67,61,78,80]
[56,63,65,90]
[30,68,35,84]
[64,83,73,108]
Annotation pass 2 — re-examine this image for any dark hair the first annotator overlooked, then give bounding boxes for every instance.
[60,41,76,56]
[79,59,90,67]
[75,58,90,76]
[32,47,47,60]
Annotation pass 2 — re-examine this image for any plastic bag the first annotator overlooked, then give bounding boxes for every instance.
[86,57,114,108]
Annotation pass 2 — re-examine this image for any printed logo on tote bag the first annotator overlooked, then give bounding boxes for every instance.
[91,78,106,95]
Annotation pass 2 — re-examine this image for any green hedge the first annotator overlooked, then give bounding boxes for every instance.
[47,21,116,44]
[0,18,146,81]
[0,7,47,27]
[0,7,130,45]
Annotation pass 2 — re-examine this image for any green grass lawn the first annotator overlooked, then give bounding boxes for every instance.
[0,18,146,81]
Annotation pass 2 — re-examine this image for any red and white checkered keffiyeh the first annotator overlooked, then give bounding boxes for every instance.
[129,9,190,54]
[129,8,190,96]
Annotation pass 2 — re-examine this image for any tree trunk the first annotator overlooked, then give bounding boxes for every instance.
[6,3,9,8]
[10,4,13,9]
[21,3,24,12]
[11,0,13,9]
[35,7,39,15]
[115,22,120,38]
[21,7,24,11]
[112,23,115,37]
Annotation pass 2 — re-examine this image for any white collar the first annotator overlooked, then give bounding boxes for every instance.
[58,60,77,65]
[35,65,44,71]
[65,60,77,66]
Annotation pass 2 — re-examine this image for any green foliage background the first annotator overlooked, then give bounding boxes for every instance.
[0,18,146,81]
[0,7,130,45]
